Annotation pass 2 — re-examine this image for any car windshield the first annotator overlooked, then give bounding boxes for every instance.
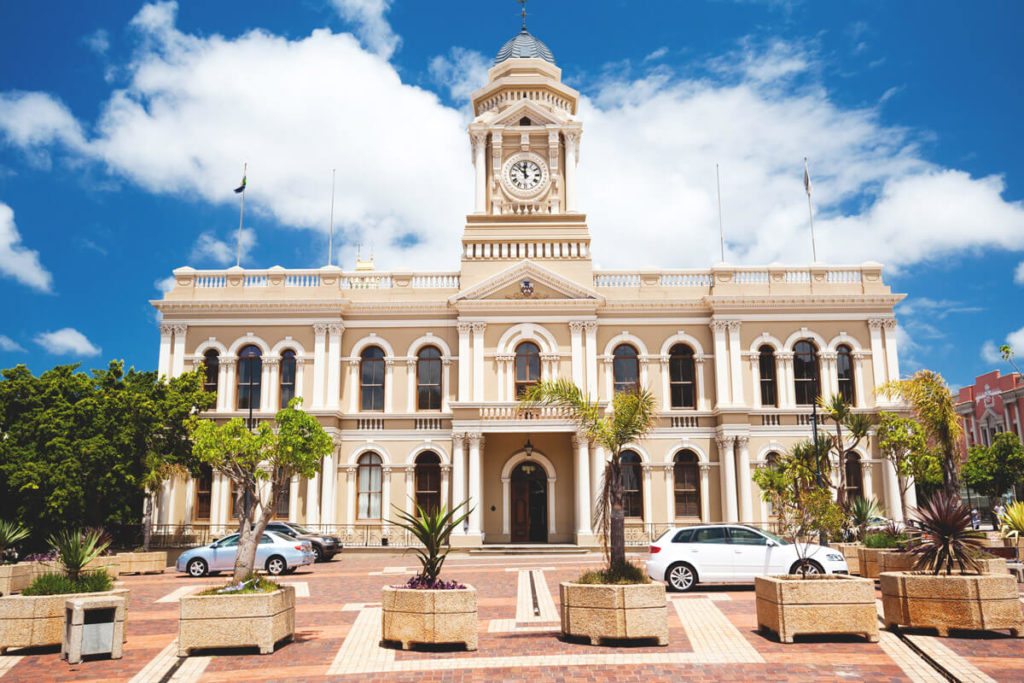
[753,528,789,545]
[286,523,313,535]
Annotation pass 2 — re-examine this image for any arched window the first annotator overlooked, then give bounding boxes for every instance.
[620,450,644,518]
[668,344,696,408]
[417,346,442,411]
[836,345,855,405]
[202,350,219,394]
[279,350,296,409]
[414,452,441,515]
[673,450,700,518]
[360,347,386,411]
[792,340,820,406]
[237,345,263,411]
[357,453,383,519]
[845,453,864,501]
[514,342,541,398]
[613,344,640,394]
[758,345,777,407]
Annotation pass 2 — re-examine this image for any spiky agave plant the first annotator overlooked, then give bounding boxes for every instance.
[48,528,110,582]
[998,501,1024,540]
[908,492,985,575]
[0,520,29,561]
[846,496,881,542]
[392,499,472,588]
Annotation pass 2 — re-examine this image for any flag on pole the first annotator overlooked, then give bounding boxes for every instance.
[803,159,812,197]
[234,174,247,194]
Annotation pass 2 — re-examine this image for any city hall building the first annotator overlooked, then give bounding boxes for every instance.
[152,28,907,547]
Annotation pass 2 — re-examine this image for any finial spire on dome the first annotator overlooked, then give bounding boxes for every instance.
[518,0,528,29]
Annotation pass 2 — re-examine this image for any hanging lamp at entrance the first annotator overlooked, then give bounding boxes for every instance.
[523,438,534,457]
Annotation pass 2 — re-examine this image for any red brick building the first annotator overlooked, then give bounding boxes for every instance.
[956,370,1024,458]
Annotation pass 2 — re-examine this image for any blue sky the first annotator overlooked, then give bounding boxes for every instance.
[0,0,1022,389]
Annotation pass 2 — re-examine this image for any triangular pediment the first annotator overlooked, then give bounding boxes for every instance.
[450,261,602,304]
[489,100,569,128]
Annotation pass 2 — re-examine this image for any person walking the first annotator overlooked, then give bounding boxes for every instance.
[971,507,981,530]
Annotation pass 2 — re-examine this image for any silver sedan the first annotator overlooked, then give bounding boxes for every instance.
[175,531,315,577]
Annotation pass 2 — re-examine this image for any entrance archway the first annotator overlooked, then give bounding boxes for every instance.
[511,462,547,543]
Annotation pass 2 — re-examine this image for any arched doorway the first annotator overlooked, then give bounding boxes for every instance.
[511,462,547,543]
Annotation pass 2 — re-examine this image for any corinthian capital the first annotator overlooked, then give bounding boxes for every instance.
[569,321,586,333]
[867,318,886,331]
[709,320,730,333]
[457,322,473,334]
[327,322,345,335]
[471,322,487,333]
[159,323,174,336]
[313,322,330,335]
[171,323,188,335]
[715,435,733,450]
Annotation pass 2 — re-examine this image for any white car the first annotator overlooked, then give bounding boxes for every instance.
[646,524,849,592]
[175,531,315,577]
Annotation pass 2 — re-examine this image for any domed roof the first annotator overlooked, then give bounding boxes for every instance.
[494,29,556,66]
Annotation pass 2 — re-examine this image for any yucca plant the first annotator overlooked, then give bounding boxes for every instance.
[846,497,882,542]
[48,528,110,582]
[392,499,472,588]
[0,519,30,562]
[908,492,985,575]
[999,501,1024,548]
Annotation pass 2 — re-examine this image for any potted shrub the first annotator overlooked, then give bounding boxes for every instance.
[753,444,878,644]
[381,500,476,651]
[0,520,31,596]
[0,529,128,654]
[177,399,332,657]
[880,492,1024,637]
[521,380,668,647]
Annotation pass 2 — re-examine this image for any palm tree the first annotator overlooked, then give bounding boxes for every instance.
[520,378,656,571]
[879,370,963,498]
[816,394,872,508]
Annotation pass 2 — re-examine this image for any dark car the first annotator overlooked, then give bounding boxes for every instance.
[264,522,341,562]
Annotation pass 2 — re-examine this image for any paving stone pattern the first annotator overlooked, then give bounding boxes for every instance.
[0,552,1022,681]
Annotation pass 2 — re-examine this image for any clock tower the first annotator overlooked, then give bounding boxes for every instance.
[460,26,593,288]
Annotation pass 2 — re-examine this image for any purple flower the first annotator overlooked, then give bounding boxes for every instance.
[394,575,466,590]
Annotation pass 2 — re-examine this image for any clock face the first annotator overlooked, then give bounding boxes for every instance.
[509,160,542,190]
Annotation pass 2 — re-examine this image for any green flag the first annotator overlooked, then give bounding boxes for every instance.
[234,175,246,194]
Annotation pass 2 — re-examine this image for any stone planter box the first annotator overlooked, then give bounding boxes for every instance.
[880,571,1024,637]
[832,543,862,575]
[83,557,120,580]
[559,582,668,646]
[381,585,477,651]
[755,574,879,643]
[116,551,167,575]
[857,547,897,579]
[178,585,295,656]
[0,564,32,596]
[0,588,129,654]
[879,551,916,574]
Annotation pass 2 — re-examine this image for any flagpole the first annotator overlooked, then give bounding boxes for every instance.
[716,163,725,262]
[328,168,336,266]
[236,162,247,267]
[804,157,817,263]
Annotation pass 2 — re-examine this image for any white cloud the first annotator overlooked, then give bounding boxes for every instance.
[981,340,1001,364]
[0,202,53,292]
[429,48,491,104]
[1015,261,1024,285]
[84,29,110,55]
[0,91,86,153]
[154,275,176,293]
[0,335,26,352]
[1008,327,1024,354]
[329,0,400,59]
[34,328,101,356]
[191,228,256,266]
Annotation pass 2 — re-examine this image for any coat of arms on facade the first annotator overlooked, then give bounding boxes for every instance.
[520,279,535,297]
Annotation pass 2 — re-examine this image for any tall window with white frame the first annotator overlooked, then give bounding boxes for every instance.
[236,345,262,411]
[836,344,855,405]
[202,349,219,395]
[668,344,696,408]
[673,450,700,518]
[360,347,386,411]
[758,345,777,407]
[845,453,864,501]
[416,346,442,411]
[620,450,644,518]
[279,349,297,408]
[514,341,541,398]
[414,452,441,515]
[613,344,640,394]
[357,453,383,519]
[792,340,820,406]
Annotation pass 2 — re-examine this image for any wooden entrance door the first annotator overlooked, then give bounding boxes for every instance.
[511,479,530,542]
[510,462,547,543]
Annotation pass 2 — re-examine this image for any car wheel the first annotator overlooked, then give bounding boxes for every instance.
[312,544,324,562]
[265,555,287,576]
[666,563,698,592]
[789,559,824,576]
[186,558,208,577]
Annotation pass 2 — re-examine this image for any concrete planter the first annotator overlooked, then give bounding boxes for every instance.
[83,557,120,580]
[381,585,477,651]
[0,588,129,654]
[178,585,295,656]
[880,571,1024,637]
[878,551,916,574]
[832,543,862,575]
[755,575,879,643]
[116,551,167,575]
[559,582,668,646]
[857,547,898,579]
[0,564,32,596]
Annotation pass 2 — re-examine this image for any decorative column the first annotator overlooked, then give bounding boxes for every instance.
[347,359,360,413]
[345,466,357,529]
[569,321,585,388]
[472,323,486,402]
[852,351,867,408]
[777,352,794,408]
[659,358,671,410]
[883,458,902,522]
[451,433,466,534]
[710,321,731,407]
[321,439,339,526]
[602,358,614,400]
[735,436,752,523]
[699,463,711,522]
[727,321,744,405]
[501,474,512,536]
[384,358,395,413]
[882,319,901,384]
[564,131,580,212]
[306,469,320,527]
[820,351,838,399]
[440,464,451,510]
[472,132,487,213]
[664,463,675,522]
[591,444,605,514]
[695,354,709,411]
[641,464,653,523]
[584,321,599,399]
[868,319,888,402]
[288,475,300,521]
[312,323,328,409]
[209,473,223,532]
[573,433,592,535]
[326,323,344,410]
[404,465,416,516]
[406,358,417,412]
[184,476,195,528]
[171,324,188,378]
[264,357,280,412]
[716,435,738,523]
[748,354,762,409]
[457,322,472,402]
[639,356,650,388]
[467,433,483,536]
[442,358,452,411]
[381,466,392,522]
[158,324,173,377]
[295,357,307,404]
[548,474,558,536]
[222,357,237,412]
[495,354,514,402]
[861,460,874,502]
[216,357,230,411]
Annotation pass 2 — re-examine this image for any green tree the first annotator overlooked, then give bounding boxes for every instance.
[188,399,333,581]
[876,412,938,519]
[816,394,872,508]
[963,432,1024,506]
[879,370,963,498]
[520,379,656,572]
[999,345,1021,375]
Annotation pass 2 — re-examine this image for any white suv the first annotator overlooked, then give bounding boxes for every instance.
[646,524,849,592]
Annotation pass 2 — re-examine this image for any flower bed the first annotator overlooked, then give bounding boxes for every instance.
[880,571,1023,637]
[559,582,668,646]
[755,574,878,643]
[178,584,295,656]
[381,584,477,651]
[0,588,129,654]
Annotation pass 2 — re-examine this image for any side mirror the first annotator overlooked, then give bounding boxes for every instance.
[766,540,777,547]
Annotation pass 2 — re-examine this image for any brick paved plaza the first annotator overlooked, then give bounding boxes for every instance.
[1,552,1023,682]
